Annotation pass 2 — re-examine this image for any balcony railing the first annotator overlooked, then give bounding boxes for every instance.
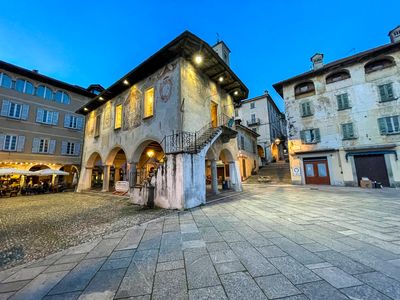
[247,118,260,126]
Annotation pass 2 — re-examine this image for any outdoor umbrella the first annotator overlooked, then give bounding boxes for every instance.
[33,169,69,176]
[0,168,35,176]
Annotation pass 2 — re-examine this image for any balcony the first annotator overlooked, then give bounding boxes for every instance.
[247,118,260,126]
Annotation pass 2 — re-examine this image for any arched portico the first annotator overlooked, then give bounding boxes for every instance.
[77,151,103,191]
[103,147,128,192]
[59,165,79,189]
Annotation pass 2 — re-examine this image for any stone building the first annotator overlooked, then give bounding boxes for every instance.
[235,93,287,164]
[273,27,400,187]
[235,121,260,181]
[0,60,94,186]
[76,31,248,209]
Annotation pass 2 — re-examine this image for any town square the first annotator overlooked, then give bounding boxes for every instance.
[1,0,400,299]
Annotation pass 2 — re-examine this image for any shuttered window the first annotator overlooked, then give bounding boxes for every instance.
[32,138,56,154]
[337,93,350,110]
[61,141,81,156]
[378,116,400,135]
[144,87,154,118]
[300,128,321,144]
[341,123,356,139]
[378,83,395,102]
[64,114,83,130]
[0,100,29,120]
[301,102,312,117]
[0,135,25,152]
[36,108,59,125]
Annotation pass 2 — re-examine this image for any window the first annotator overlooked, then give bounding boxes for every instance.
[301,102,312,117]
[1,100,29,120]
[15,79,34,95]
[252,141,257,154]
[294,81,315,97]
[3,135,17,151]
[378,83,395,102]
[342,123,356,140]
[378,116,400,135]
[36,85,54,100]
[94,115,101,137]
[64,114,83,130]
[326,70,351,84]
[36,108,59,125]
[240,136,245,150]
[54,90,70,104]
[250,102,255,109]
[114,104,123,129]
[61,141,80,156]
[144,87,154,118]
[365,58,396,74]
[0,73,12,88]
[337,93,350,110]
[234,109,238,117]
[251,114,256,123]
[300,128,321,144]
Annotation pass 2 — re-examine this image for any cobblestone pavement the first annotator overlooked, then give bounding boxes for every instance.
[0,192,170,270]
[1,185,400,299]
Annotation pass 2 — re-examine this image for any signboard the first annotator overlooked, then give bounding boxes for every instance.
[292,167,301,176]
[115,181,129,192]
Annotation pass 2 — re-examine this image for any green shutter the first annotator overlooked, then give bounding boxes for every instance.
[314,128,321,142]
[343,93,349,109]
[300,130,306,143]
[387,84,394,100]
[378,118,387,134]
[337,95,343,110]
[379,85,386,101]
[393,116,400,132]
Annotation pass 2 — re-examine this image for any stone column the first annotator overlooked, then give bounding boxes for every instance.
[77,167,92,191]
[211,159,219,195]
[102,165,111,192]
[128,162,137,188]
[229,161,242,191]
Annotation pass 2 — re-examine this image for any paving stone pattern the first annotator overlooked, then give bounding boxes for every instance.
[1,185,400,299]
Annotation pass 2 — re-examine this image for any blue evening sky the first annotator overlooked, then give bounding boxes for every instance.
[0,0,398,111]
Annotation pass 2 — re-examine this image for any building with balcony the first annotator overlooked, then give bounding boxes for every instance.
[235,93,287,165]
[76,31,248,209]
[0,61,94,187]
[273,26,400,187]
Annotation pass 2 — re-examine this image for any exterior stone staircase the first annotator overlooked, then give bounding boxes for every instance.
[246,162,292,184]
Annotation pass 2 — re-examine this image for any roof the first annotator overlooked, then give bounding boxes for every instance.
[235,122,260,137]
[273,40,400,97]
[0,60,94,97]
[239,93,283,115]
[77,31,248,115]
[212,40,231,53]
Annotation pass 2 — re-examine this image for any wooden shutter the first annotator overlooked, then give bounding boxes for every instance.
[75,143,81,156]
[0,134,4,150]
[378,118,387,135]
[21,104,29,120]
[16,136,25,152]
[64,114,71,128]
[387,84,394,99]
[300,130,306,143]
[77,117,84,130]
[49,139,56,154]
[61,141,68,155]
[1,100,10,116]
[342,94,349,108]
[314,128,321,142]
[52,112,59,125]
[32,138,40,153]
[36,108,44,123]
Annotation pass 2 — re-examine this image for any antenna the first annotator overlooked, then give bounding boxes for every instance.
[216,32,220,43]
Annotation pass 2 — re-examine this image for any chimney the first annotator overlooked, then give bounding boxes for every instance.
[212,40,231,66]
[311,53,324,70]
[389,26,400,43]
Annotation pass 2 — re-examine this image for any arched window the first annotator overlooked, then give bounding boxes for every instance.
[294,81,315,97]
[15,79,34,95]
[326,70,351,84]
[54,90,70,104]
[0,72,12,88]
[36,85,54,100]
[364,57,396,74]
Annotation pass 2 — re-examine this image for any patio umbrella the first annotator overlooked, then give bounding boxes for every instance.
[33,169,69,176]
[0,168,34,176]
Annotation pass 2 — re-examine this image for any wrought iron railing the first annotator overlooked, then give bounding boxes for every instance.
[162,113,235,154]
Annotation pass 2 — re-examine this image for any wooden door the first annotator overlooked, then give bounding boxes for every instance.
[354,155,390,187]
[304,158,330,185]
[211,102,218,128]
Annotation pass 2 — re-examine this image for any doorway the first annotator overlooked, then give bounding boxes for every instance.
[303,157,330,185]
[211,102,218,128]
[354,154,390,187]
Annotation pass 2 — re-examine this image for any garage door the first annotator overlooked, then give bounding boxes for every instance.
[354,155,390,187]
[303,158,330,185]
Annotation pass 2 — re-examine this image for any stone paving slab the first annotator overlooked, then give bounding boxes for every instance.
[2,186,400,299]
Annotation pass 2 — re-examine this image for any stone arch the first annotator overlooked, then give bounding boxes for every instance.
[131,138,164,163]
[86,151,103,168]
[271,143,279,161]
[257,145,265,158]
[105,145,129,166]
[219,148,234,162]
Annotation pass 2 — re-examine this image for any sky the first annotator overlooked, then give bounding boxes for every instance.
[0,0,398,111]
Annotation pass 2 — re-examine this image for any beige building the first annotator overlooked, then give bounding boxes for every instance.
[273,27,400,187]
[235,121,259,181]
[0,60,94,186]
[77,31,248,209]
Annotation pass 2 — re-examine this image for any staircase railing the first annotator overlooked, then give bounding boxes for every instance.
[162,113,235,154]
